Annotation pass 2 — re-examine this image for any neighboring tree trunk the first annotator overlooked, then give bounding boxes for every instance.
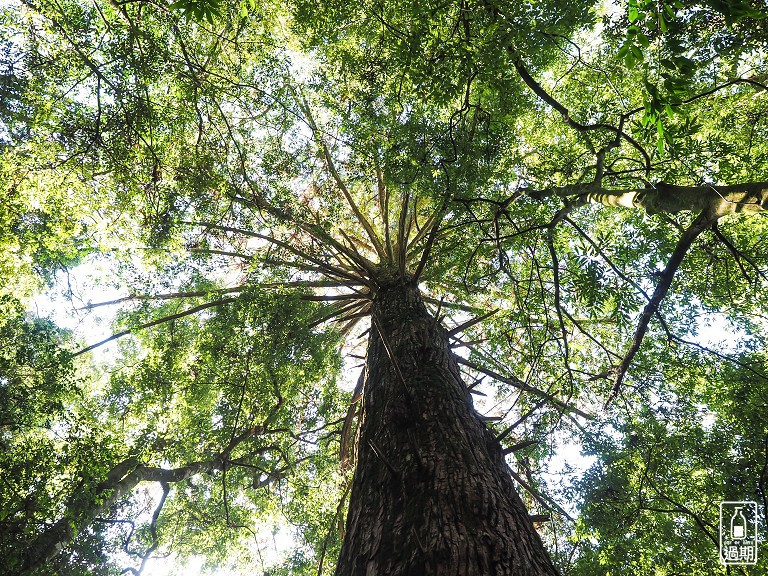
[580,181,768,215]
[18,421,266,575]
[335,279,559,576]
[19,458,142,575]
[18,458,211,575]
[524,181,768,216]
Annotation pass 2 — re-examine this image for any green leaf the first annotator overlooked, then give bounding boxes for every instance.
[660,58,676,70]
[617,43,630,58]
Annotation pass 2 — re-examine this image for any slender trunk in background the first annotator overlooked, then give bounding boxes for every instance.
[335,279,559,576]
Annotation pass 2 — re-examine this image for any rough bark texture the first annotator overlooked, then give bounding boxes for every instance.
[335,279,559,576]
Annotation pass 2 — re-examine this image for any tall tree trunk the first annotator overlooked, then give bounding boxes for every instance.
[335,279,559,576]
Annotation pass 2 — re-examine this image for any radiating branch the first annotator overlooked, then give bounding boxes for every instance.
[188,248,253,260]
[297,95,386,260]
[375,154,394,263]
[396,188,411,277]
[507,467,574,523]
[422,295,486,314]
[309,300,369,328]
[300,293,368,302]
[496,396,553,443]
[185,221,368,285]
[72,297,238,357]
[333,303,372,325]
[338,228,378,276]
[502,440,538,455]
[77,286,246,310]
[411,188,451,281]
[446,309,499,337]
[455,356,593,419]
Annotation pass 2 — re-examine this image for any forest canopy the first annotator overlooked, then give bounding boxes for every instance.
[1,0,767,574]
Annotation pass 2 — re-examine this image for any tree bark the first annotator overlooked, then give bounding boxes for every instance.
[335,279,559,576]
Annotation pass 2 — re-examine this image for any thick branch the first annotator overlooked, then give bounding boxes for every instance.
[78,287,246,310]
[605,210,718,406]
[297,96,386,260]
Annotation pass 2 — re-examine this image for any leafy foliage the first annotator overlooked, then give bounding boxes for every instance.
[1,0,767,572]
[572,349,768,574]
